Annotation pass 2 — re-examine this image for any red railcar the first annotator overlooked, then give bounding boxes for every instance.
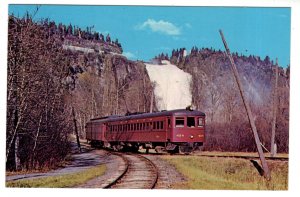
[86,109,205,153]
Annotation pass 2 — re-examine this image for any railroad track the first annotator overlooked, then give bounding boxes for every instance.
[103,152,158,189]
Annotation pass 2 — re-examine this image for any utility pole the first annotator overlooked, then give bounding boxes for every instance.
[271,59,278,157]
[219,30,271,180]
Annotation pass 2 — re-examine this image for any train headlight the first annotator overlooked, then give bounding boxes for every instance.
[190,135,194,139]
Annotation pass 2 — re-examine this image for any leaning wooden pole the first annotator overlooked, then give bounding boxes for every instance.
[219,30,271,180]
[271,59,278,157]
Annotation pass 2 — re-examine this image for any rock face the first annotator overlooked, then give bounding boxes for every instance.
[101,54,153,115]
[156,47,289,152]
[159,48,290,121]
[62,44,153,137]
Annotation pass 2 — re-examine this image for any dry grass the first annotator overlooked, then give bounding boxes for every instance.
[6,164,106,188]
[195,151,288,158]
[162,155,288,190]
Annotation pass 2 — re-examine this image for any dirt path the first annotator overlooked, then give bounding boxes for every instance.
[6,142,123,186]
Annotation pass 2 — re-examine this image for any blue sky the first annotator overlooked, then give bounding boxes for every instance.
[9,5,291,67]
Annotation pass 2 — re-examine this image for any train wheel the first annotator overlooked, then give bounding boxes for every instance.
[179,143,193,154]
[167,146,179,154]
[112,144,123,151]
[155,146,165,153]
[145,148,149,154]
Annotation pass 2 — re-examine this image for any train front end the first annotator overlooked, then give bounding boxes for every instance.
[168,110,205,153]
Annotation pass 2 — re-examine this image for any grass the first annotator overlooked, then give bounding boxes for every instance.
[195,151,288,158]
[162,155,288,190]
[6,164,106,188]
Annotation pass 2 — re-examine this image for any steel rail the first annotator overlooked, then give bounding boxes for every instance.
[103,152,158,189]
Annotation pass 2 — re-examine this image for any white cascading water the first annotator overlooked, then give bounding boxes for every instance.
[145,60,192,110]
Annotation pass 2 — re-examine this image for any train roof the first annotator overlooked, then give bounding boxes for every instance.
[89,109,205,123]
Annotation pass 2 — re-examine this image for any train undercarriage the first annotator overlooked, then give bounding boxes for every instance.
[89,140,203,154]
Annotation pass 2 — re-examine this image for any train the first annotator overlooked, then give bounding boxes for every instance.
[86,108,205,153]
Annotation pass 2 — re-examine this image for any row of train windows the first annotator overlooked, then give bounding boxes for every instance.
[175,117,204,128]
[108,121,164,132]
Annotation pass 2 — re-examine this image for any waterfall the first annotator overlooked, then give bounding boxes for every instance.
[145,60,192,111]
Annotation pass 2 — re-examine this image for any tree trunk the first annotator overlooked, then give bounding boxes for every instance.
[72,107,81,152]
[31,114,43,168]
[150,90,154,113]
[14,134,21,170]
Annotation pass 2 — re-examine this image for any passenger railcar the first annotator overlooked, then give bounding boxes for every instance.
[86,109,205,153]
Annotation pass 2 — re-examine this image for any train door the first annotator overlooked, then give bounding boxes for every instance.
[101,123,106,141]
[166,116,172,140]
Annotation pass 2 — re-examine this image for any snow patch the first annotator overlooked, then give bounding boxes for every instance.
[145,60,192,110]
[62,44,124,57]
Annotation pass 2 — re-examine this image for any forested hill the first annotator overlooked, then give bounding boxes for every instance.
[155,47,289,153]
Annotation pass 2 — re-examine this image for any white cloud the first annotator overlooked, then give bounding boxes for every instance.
[137,19,181,36]
[123,51,136,59]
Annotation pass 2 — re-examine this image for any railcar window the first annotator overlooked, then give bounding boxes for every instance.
[198,117,204,127]
[187,117,195,127]
[160,121,164,129]
[175,117,185,127]
[153,122,157,130]
[168,119,171,128]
